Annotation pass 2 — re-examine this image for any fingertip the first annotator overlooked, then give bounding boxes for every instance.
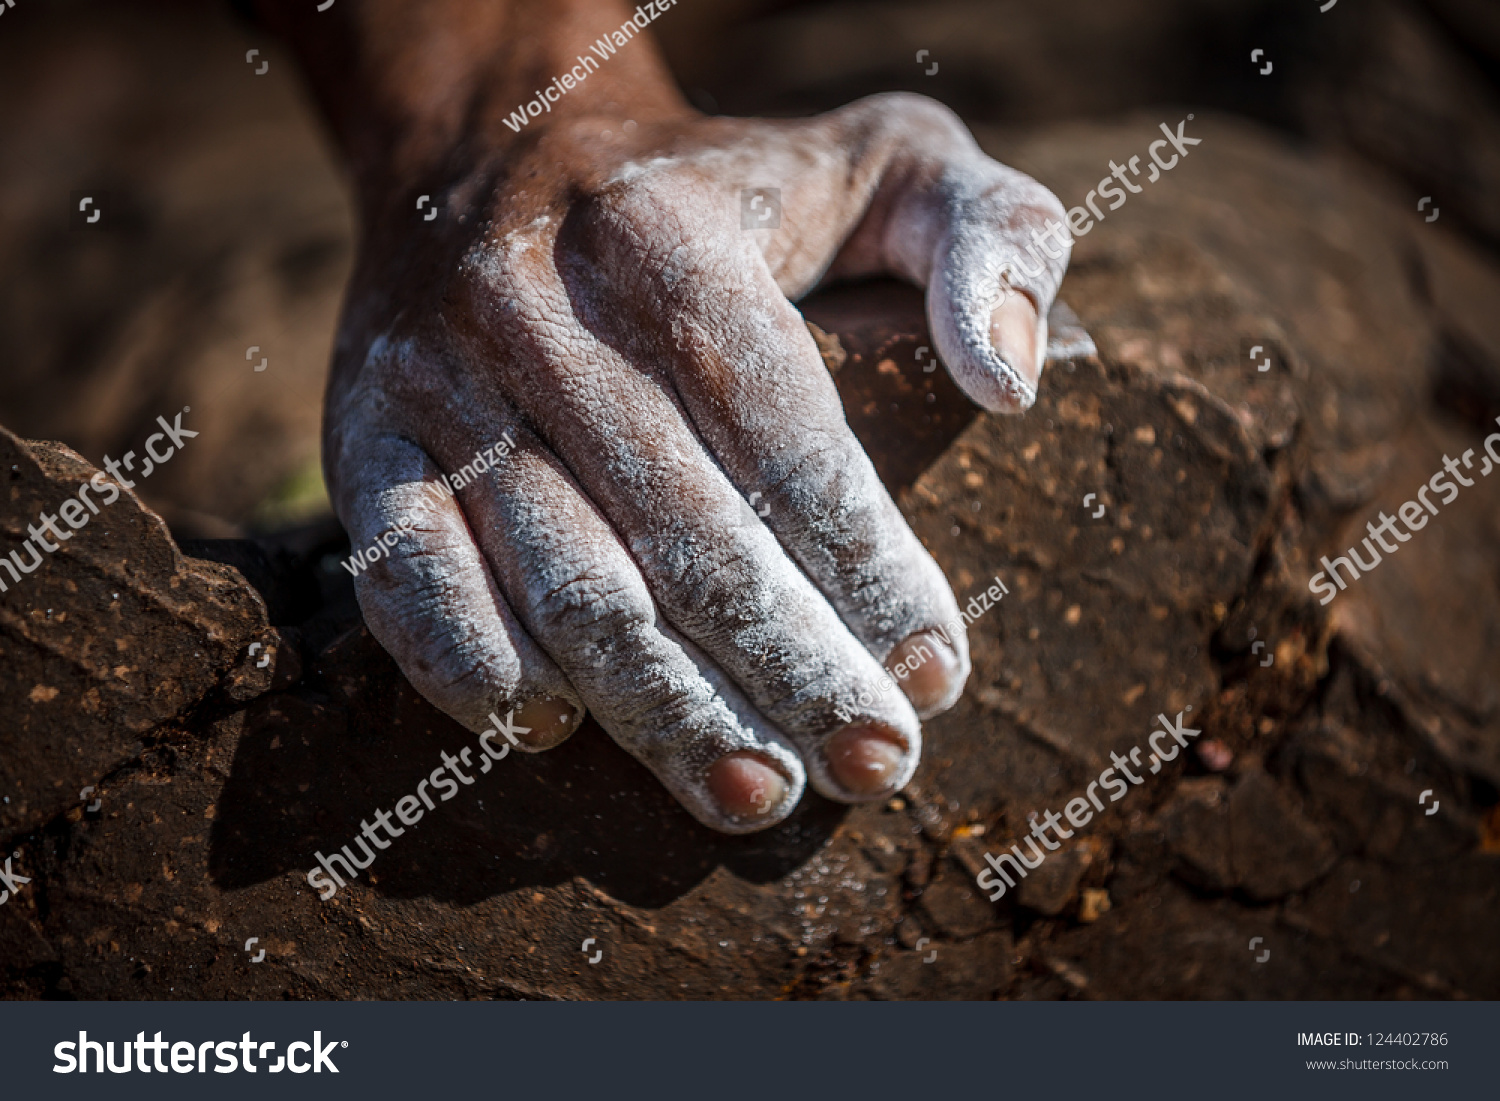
[990,293,1044,394]
[929,279,1044,414]
[508,695,584,751]
[886,630,968,718]
[824,722,916,799]
[706,752,792,823]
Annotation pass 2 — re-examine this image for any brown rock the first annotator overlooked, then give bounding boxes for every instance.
[0,429,271,839]
[1228,769,1338,901]
[1158,778,1234,892]
[918,861,996,937]
[1157,770,1337,899]
[861,930,1014,1001]
[1018,839,1104,916]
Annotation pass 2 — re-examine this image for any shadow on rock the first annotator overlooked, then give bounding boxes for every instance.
[204,280,1090,913]
[207,627,845,909]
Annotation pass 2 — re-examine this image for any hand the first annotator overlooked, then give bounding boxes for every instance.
[273,0,1070,833]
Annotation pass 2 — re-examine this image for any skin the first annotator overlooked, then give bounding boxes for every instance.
[254,0,1069,834]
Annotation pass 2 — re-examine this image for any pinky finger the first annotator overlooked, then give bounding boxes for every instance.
[334,433,584,749]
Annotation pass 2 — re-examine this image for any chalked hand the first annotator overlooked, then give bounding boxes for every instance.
[265,0,1069,832]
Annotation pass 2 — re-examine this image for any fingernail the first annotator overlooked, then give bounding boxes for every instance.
[885,630,965,716]
[990,294,1042,392]
[825,723,909,797]
[707,753,789,819]
[509,696,582,749]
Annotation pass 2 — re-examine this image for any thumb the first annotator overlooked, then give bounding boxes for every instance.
[825,93,1071,412]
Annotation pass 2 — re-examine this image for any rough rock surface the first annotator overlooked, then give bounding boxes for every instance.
[5,110,1499,997]
[0,429,277,839]
[2,0,1498,1001]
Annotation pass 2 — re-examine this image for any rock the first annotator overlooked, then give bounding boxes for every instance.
[1289,857,1495,998]
[0,429,272,840]
[1156,770,1337,899]
[1158,779,1234,892]
[1017,839,1105,916]
[1228,769,1338,901]
[861,929,1014,1001]
[1031,878,1402,1000]
[919,861,996,937]
[3,2,1500,1000]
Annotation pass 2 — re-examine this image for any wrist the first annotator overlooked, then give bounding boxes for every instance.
[257,0,690,209]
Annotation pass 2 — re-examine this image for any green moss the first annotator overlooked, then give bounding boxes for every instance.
[251,454,332,529]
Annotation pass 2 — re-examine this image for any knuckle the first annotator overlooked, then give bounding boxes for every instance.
[570,176,708,278]
[591,174,670,223]
[581,172,684,240]
[532,564,656,662]
[848,91,972,147]
[465,253,544,320]
[456,228,559,327]
[769,433,870,517]
[675,540,759,606]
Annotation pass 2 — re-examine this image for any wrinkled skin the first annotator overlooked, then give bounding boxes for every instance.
[260,0,1069,833]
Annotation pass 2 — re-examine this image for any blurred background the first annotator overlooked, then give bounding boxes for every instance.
[1,0,1497,538]
[2,0,1499,1000]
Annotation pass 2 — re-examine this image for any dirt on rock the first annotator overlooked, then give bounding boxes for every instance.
[1,0,1498,1000]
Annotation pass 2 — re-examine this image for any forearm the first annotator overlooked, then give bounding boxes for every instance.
[251,0,690,207]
